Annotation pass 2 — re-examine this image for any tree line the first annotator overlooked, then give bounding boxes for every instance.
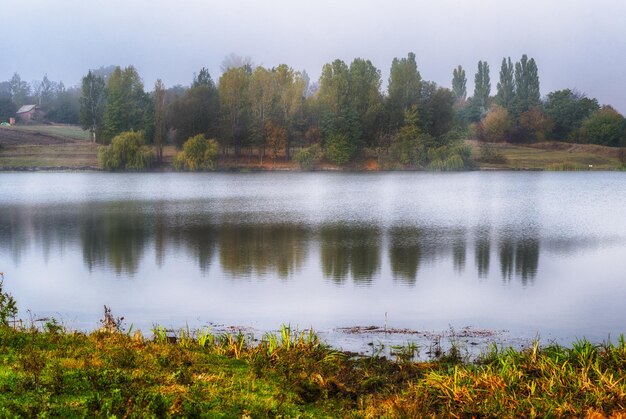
[2,53,625,169]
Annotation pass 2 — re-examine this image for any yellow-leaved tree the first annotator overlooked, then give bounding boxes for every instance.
[173,135,219,171]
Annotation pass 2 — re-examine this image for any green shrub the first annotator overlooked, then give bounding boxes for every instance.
[293,144,323,170]
[98,131,152,171]
[325,134,354,165]
[427,144,473,171]
[173,135,219,171]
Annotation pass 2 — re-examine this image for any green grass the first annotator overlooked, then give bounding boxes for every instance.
[0,323,624,417]
[0,144,99,168]
[469,140,625,170]
[9,124,91,141]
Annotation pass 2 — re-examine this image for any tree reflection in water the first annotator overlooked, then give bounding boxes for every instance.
[320,225,380,284]
[0,203,546,284]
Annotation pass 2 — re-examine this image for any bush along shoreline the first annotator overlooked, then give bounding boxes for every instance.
[0,291,624,416]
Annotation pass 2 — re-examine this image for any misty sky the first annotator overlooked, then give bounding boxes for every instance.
[2,0,626,111]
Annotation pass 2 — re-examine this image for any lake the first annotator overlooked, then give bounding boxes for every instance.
[1,172,625,352]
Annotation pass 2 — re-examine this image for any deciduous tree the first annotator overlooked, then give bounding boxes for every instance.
[480,105,512,142]
[544,89,599,140]
[496,57,515,111]
[79,71,106,143]
[154,79,166,162]
[452,65,467,102]
[9,73,30,108]
[219,67,251,155]
[513,55,540,115]
[387,52,422,130]
[318,59,350,115]
[579,106,626,147]
[347,58,383,147]
[517,108,553,142]
[103,66,153,142]
[473,60,490,111]
[265,121,287,160]
[420,83,456,138]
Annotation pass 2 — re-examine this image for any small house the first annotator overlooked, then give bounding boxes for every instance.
[16,105,43,123]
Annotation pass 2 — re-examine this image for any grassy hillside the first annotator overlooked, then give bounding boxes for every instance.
[469,140,626,170]
[0,125,98,168]
[8,124,91,141]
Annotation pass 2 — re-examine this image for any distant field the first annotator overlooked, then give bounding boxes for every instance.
[468,140,626,170]
[0,125,98,168]
[8,124,91,141]
[0,144,99,168]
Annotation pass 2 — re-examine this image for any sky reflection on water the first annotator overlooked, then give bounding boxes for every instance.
[1,172,625,347]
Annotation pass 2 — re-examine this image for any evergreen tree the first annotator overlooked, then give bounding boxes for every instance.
[193,67,214,88]
[170,68,220,146]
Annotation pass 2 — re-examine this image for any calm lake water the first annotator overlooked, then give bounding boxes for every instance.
[1,172,626,351]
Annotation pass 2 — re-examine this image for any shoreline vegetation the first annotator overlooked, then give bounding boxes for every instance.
[1,125,625,172]
[0,315,625,416]
[0,281,624,416]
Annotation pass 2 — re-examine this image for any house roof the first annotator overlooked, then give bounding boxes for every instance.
[17,105,38,114]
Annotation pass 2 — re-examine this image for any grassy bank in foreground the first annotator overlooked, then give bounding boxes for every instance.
[0,324,624,417]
